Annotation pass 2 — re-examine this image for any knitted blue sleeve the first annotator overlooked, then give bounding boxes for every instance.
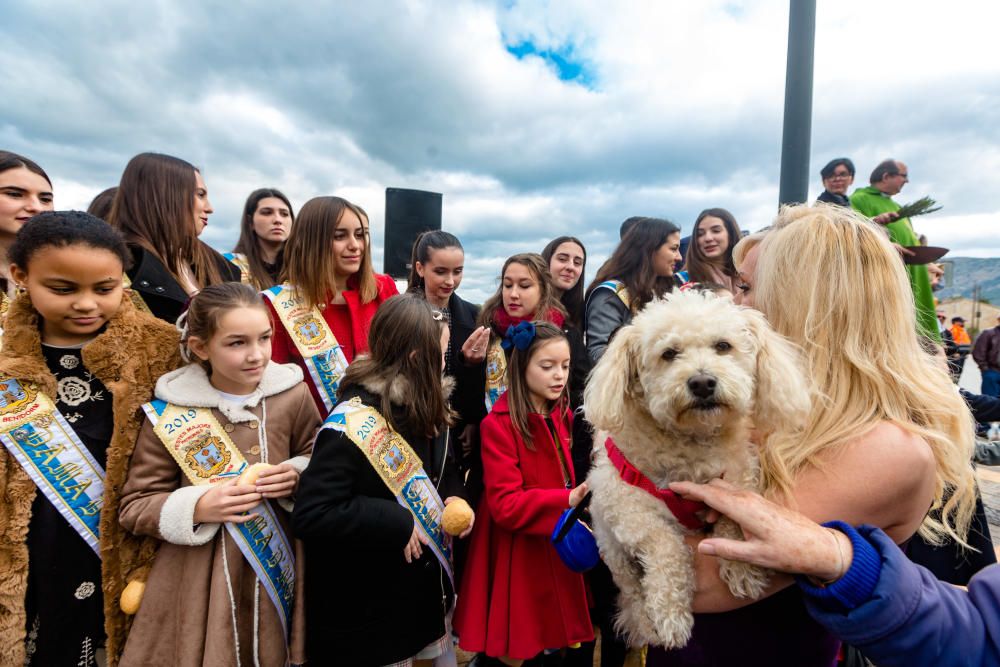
[796,521,882,610]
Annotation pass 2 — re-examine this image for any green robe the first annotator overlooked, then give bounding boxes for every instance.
[850,186,940,342]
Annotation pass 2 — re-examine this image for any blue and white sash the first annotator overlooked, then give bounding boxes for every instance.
[322,397,453,584]
[142,400,296,639]
[0,377,105,555]
[223,252,252,285]
[262,284,348,415]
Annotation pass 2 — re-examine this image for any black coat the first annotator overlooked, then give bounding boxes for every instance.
[125,243,241,325]
[447,292,486,430]
[292,383,464,666]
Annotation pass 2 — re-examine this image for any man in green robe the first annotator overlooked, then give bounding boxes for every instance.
[851,159,940,343]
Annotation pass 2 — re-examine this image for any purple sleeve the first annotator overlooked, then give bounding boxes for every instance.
[802,525,1000,667]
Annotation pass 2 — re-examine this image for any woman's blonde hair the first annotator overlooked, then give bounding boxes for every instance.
[751,204,975,545]
[281,196,377,309]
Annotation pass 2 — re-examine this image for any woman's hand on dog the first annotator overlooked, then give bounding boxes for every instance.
[569,481,589,508]
[670,478,852,583]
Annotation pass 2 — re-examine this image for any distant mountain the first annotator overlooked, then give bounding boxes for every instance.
[937,257,1000,304]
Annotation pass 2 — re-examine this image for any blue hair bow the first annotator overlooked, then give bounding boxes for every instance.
[501,321,536,352]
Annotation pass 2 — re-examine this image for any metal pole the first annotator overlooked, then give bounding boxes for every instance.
[778,0,817,206]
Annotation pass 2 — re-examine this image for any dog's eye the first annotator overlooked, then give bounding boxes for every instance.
[714,341,732,353]
[661,348,678,361]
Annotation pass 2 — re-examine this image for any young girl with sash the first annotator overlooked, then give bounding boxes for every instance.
[0,152,54,338]
[293,294,471,666]
[118,282,320,667]
[0,212,180,667]
[454,321,592,664]
[585,217,682,362]
[228,188,295,289]
[267,196,398,416]
[108,152,241,325]
[407,231,489,498]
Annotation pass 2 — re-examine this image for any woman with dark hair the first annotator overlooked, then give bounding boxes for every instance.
[682,208,742,294]
[0,151,54,299]
[267,196,397,415]
[541,236,593,482]
[86,187,117,222]
[108,152,240,324]
[816,157,855,207]
[228,188,294,289]
[585,217,682,362]
[408,231,489,469]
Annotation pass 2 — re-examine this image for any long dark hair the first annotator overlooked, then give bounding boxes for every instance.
[683,208,742,283]
[586,217,680,311]
[87,187,118,222]
[406,230,463,292]
[233,188,295,290]
[109,152,224,288]
[541,236,587,327]
[339,294,453,437]
[0,151,51,185]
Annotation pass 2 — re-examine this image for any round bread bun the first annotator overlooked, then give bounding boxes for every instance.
[120,580,146,615]
[238,462,274,486]
[442,498,474,536]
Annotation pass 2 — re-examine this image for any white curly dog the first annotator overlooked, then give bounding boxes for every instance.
[584,289,810,648]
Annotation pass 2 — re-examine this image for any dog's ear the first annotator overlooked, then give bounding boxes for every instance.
[584,324,641,433]
[743,308,811,434]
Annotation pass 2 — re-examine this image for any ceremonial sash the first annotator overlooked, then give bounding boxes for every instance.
[596,279,632,310]
[223,252,252,285]
[322,397,453,584]
[142,400,296,639]
[0,377,105,555]
[484,336,507,412]
[262,285,348,415]
[121,273,152,314]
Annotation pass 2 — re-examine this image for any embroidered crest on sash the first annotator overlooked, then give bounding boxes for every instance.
[184,433,232,478]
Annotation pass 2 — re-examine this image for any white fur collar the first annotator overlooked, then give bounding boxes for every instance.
[155,362,304,423]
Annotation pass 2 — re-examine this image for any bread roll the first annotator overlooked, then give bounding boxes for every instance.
[120,580,145,615]
[238,462,274,486]
[442,498,474,536]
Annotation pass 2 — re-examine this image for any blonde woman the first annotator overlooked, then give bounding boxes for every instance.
[649,204,977,667]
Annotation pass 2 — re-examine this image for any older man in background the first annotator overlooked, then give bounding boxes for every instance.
[851,159,939,343]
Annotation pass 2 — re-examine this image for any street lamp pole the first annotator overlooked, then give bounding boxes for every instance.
[778,0,817,206]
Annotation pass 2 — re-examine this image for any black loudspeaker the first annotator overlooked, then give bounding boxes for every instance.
[383,188,443,279]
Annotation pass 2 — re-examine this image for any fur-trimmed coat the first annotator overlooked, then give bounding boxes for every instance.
[0,294,181,667]
[118,362,320,667]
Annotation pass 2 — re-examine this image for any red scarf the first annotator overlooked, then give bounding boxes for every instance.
[493,306,565,333]
[604,438,707,530]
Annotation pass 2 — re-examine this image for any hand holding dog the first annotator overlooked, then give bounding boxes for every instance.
[671,478,852,583]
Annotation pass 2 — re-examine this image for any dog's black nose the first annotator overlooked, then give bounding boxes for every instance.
[687,374,717,399]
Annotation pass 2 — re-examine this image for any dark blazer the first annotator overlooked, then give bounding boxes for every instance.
[448,293,486,430]
[125,243,241,325]
[293,384,464,666]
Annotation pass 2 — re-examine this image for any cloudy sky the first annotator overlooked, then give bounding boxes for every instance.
[3,1,998,301]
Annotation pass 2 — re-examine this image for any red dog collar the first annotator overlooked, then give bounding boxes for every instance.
[604,438,707,530]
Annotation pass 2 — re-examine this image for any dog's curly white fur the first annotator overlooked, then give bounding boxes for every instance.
[584,290,810,648]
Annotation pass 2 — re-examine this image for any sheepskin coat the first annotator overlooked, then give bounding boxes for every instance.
[292,373,465,667]
[118,362,320,667]
[0,294,181,667]
[454,392,593,660]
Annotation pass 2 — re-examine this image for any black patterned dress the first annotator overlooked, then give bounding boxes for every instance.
[23,344,113,667]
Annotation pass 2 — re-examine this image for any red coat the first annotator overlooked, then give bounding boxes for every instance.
[454,393,593,659]
[268,273,398,413]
